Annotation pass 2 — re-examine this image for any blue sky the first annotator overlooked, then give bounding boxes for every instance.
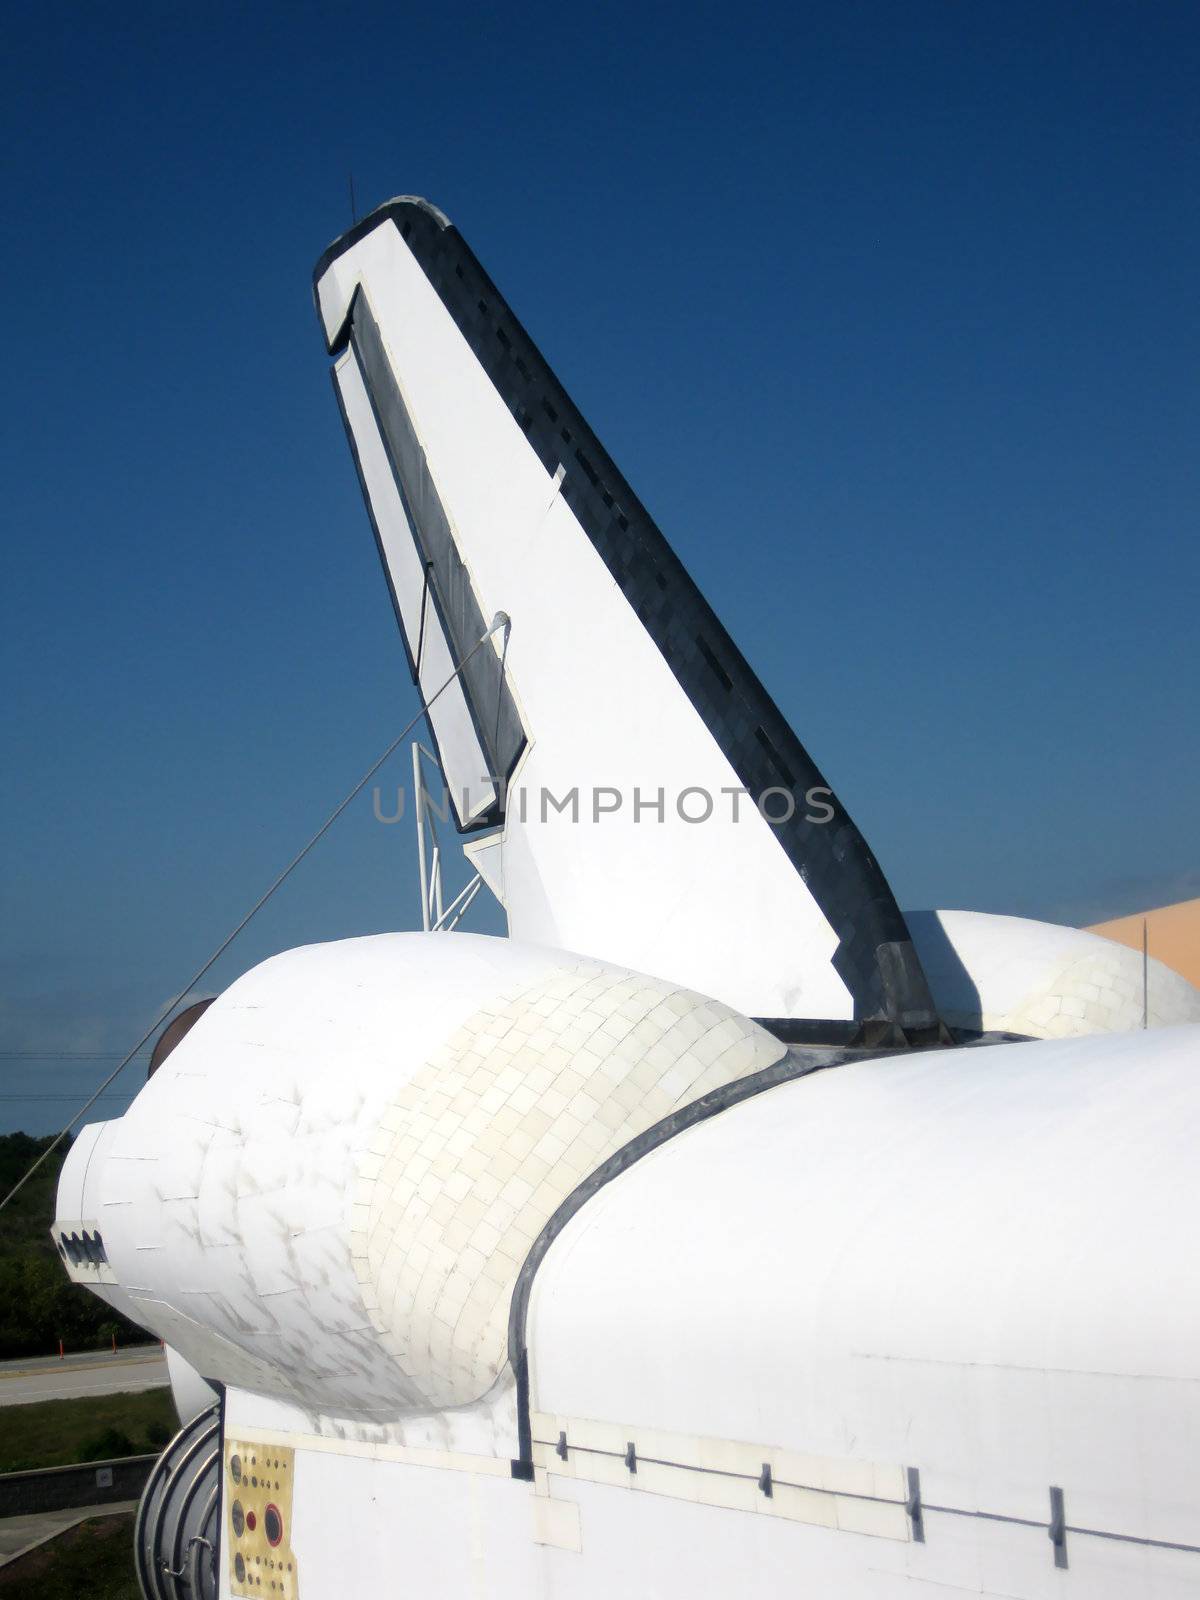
[2,1,1198,1132]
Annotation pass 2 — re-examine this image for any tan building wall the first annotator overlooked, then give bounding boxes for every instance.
[1088,897,1200,990]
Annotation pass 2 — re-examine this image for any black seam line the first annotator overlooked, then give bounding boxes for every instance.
[526,1455,1200,1555]
[415,561,433,677]
[508,1046,873,1472]
[531,1441,901,1505]
[1063,1526,1200,1556]
[924,1504,1200,1555]
[923,1504,1047,1531]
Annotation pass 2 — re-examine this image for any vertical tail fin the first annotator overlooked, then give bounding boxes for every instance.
[314,199,939,1030]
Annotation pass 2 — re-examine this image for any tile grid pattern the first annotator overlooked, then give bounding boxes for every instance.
[529,1409,911,1542]
[350,960,785,1411]
[980,949,1197,1038]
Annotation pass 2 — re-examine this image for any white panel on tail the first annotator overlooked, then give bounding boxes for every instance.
[334,344,497,821]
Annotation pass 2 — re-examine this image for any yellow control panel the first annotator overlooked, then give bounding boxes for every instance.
[225,1438,299,1598]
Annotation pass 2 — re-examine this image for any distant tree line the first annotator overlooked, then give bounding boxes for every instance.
[0,1132,154,1361]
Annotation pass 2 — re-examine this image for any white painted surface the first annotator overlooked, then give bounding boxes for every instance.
[285,1446,539,1600]
[529,1022,1200,1584]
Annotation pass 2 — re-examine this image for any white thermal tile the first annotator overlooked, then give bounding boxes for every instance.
[349,956,784,1409]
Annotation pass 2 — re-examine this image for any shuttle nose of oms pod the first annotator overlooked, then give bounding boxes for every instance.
[53,931,789,1419]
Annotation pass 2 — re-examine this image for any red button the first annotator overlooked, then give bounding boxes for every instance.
[246,1510,257,1531]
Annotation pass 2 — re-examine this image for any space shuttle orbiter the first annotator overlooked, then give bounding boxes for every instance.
[54,200,1200,1600]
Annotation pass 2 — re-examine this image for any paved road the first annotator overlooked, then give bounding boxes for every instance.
[0,1501,137,1565]
[0,1347,168,1407]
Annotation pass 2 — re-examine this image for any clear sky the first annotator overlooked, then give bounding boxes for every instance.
[2,2,1198,1133]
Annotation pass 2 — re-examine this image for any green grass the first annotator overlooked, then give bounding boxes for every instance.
[0,1511,140,1599]
[0,1388,179,1473]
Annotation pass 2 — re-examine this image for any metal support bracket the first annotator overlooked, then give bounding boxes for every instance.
[906,1466,925,1543]
[1049,1485,1068,1568]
